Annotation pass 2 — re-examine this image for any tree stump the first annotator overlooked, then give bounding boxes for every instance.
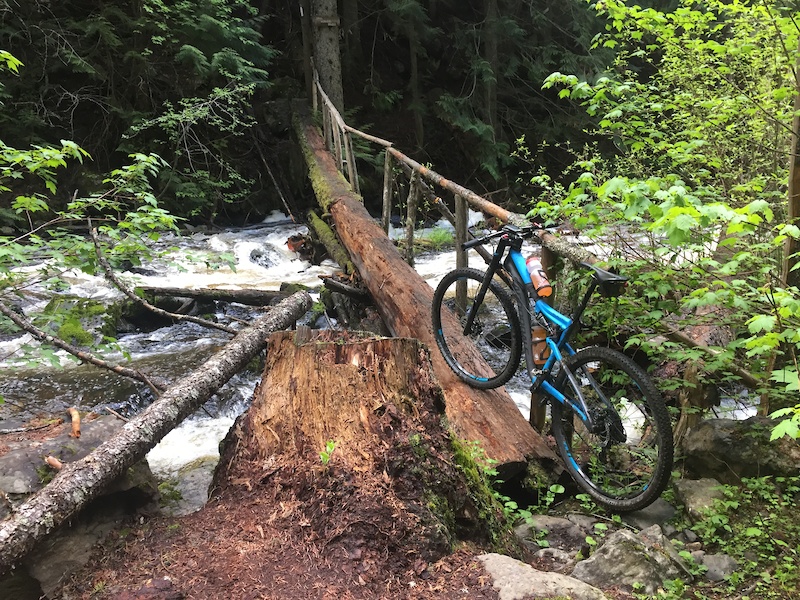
[215,329,510,580]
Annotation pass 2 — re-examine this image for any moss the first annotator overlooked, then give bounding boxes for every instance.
[43,297,119,346]
[158,479,183,507]
[449,436,519,553]
[520,457,556,495]
[409,433,428,459]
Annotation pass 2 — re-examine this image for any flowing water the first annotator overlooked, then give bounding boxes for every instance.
[0,211,535,482]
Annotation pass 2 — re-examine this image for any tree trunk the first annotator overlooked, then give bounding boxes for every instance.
[214,329,511,574]
[311,0,344,114]
[783,37,800,289]
[293,102,558,477]
[0,292,312,575]
[483,0,499,136]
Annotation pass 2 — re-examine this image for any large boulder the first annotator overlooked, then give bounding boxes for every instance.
[570,524,693,595]
[479,553,608,600]
[681,417,800,484]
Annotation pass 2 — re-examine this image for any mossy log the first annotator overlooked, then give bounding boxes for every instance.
[293,101,558,477]
[137,286,289,306]
[307,210,355,275]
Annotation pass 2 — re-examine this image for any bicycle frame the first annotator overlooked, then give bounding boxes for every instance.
[468,228,606,433]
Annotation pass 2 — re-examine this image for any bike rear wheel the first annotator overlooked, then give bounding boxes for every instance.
[431,267,522,389]
[551,346,673,512]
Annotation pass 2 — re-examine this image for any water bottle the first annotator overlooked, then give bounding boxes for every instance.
[531,325,551,365]
[526,255,552,297]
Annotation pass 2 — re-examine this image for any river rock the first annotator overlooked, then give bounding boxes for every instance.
[699,552,738,581]
[0,414,161,599]
[681,417,800,483]
[0,414,143,513]
[674,478,726,522]
[620,497,676,531]
[515,514,591,553]
[479,553,608,600]
[570,524,693,595]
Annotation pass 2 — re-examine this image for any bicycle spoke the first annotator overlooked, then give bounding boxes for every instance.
[431,268,521,389]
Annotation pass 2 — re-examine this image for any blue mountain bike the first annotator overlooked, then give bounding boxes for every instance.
[431,223,673,511]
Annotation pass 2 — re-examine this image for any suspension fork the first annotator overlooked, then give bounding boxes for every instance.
[460,236,509,334]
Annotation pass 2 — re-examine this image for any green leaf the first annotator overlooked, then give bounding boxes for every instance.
[747,314,776,334]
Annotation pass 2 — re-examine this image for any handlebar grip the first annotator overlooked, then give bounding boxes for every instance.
[462,237,486,250]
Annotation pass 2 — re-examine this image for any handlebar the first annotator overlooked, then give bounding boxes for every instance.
[461,223,544,251]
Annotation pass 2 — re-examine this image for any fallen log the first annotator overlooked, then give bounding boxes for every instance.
[294,102,558,476]
[0,291,312,575]
[137,286,289,306]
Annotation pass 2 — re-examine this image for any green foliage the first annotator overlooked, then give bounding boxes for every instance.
[0,0,276,224]
[319,440,337,465]
[690,476,800,599]
[527,0,800,425]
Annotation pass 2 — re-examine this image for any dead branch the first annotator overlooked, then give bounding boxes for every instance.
[0,301,167,393]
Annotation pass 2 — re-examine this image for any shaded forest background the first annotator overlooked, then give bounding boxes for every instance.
[0,0,620,225]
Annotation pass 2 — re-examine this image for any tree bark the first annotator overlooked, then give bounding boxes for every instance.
[294,102,558,477]
[311,0,344,114]
[215,329,511,575]
[0,291,312,575]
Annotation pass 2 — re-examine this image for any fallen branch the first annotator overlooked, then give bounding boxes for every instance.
[89,225,238,335]
[67,408,81,439]
[135,286,289,307]
[44,456,63,471]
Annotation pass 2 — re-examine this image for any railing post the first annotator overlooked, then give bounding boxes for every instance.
[332,121,343,170]
[455,194,467,270]
[322,106,331,149]
[404,171,420,266]
[455,194,468,311]
[344,132,359,195]
[381,149,393,233]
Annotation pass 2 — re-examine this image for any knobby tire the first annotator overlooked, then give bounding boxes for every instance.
[551,346,673,512]
[431,267,522,389]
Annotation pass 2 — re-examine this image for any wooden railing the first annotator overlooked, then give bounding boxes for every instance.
[310,65,533,268]
[309,64,596,270]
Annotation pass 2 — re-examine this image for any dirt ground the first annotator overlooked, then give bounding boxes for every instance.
[2,416,639,600]
[55,458,504,600]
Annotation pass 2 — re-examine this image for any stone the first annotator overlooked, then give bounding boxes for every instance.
[701,553,738,581]
[674,478,725,522]
[479,553,608,600]
[514,515,590,554]
[621,497,676,531]
[570,524,693,595]
[681,417,800,484]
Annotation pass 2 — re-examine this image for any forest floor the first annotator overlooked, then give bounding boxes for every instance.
[53,453,503,600]
[49,446,638,600]
[52,463,635,600]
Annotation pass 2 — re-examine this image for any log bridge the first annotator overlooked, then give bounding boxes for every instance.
[293,70,584,478]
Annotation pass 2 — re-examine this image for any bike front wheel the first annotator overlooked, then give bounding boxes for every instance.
[551,346,673,512]
[431,267,522,389]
